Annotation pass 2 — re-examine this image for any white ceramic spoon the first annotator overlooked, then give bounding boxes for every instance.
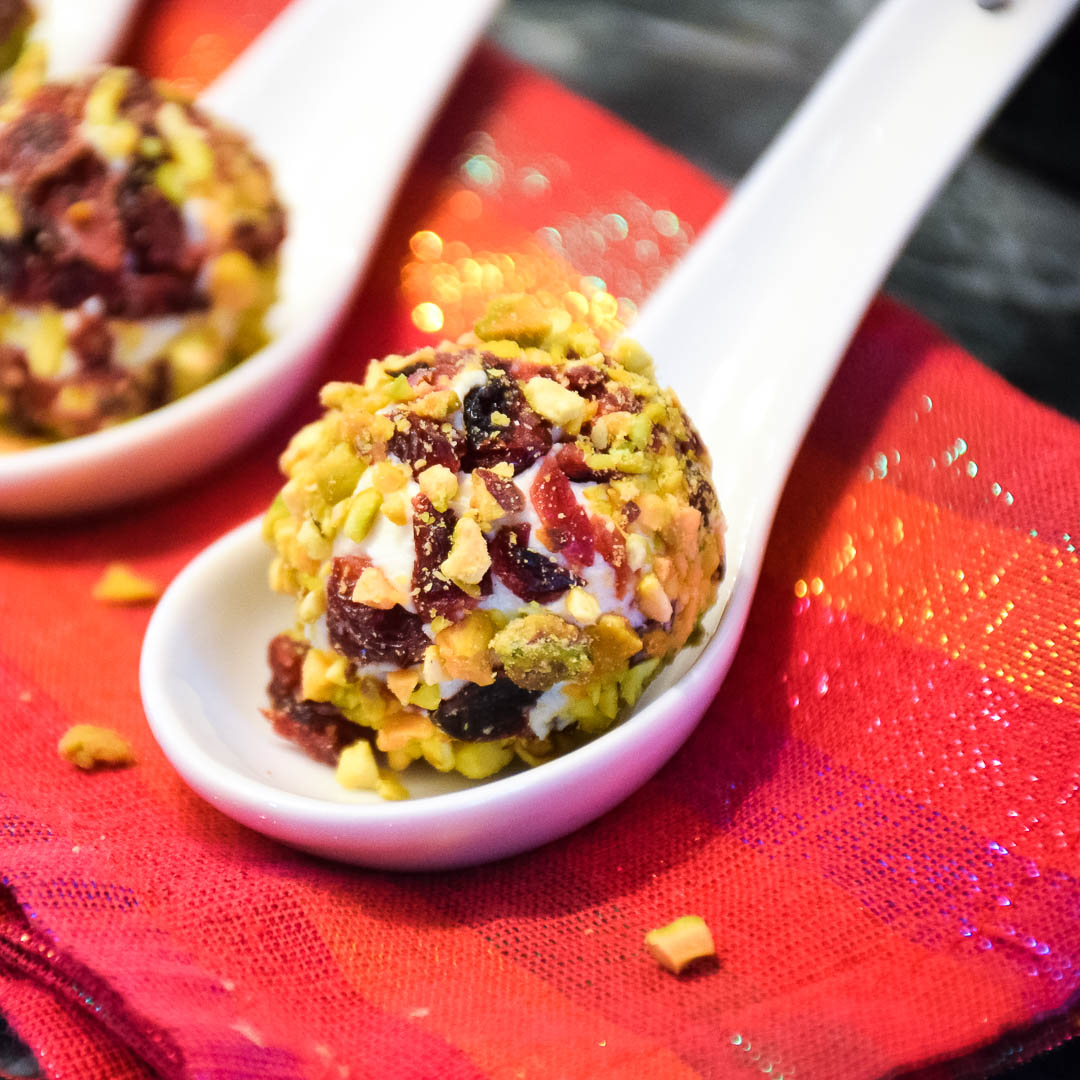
[32,0,140,79]
[0,0,499,516]
[141,0,1079,870]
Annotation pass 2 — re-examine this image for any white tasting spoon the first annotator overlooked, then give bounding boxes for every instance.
[141,0,1079,870]
[0,0,500,516]
[33,0,140,79]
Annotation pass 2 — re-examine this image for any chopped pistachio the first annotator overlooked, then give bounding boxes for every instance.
[375,769,410,800]
[637,573,673,623]
[156,101,214,186]
[58,725,135,770]
[566,587,601,626]
[336,740,379,790]
[208,250,262,311]
[454,741,515,780]
[492,614,593,692]
[0,191,20,239]
[297,587,326,622]
[473,293,552,346]
[439,516,490,589]
[343,489,382,542]
[92,563,161,604]
[370,461,410,493]
[386,669,421,707]
[645,915,715,974]
[418,464,458,512]
[523,377,586,430]
[380,489,409,526]
[409,682,442,711]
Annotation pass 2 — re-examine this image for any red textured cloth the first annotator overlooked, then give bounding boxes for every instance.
[2,4,1079,1078]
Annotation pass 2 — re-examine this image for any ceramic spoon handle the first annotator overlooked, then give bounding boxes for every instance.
[632,0,1077,560]
[201,0,500,316]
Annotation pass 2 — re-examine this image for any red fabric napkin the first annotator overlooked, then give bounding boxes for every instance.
[3,4,1080,1077]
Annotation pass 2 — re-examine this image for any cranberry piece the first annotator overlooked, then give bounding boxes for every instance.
[490,524,581,602]
[264,703,366,765]
[326,556,429,666]
[387,412,465,477]
[509,359,556,382]
[267,633,305,701]
[553,443,614,483]
[411,494,475,621]
[264,633,366,764]
[594,384,643,416]
[433,677,539,741]
[462,373,550,473]
[592,515,630,598]
[562,364,606,398]
[0,103,81,188]
[231,206,286,264]
[531,456,595,571]
[474,467,525,513]
[118,176,189,274]
[69,314,112,370]
[683,458,719,523]
[106,270,203,318]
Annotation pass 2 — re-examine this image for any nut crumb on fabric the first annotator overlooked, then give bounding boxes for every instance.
[58,725,135,770]
[92,562,161,604]
[645,915,715,974]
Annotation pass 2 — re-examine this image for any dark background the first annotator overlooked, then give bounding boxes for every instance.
[3,2,1080,1077]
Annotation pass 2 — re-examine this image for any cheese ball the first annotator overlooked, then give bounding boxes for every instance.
[0,66,284,440]
[263,296,725,793]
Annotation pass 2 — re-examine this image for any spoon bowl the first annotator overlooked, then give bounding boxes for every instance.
[141,0,1078,869]
[0,0,498,517]
[141,516,742,869]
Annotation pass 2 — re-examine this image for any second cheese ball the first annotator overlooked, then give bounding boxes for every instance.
[263,296,725,792]
[0,65,284,440]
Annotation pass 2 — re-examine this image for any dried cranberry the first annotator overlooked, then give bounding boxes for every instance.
[592,515,630,598]
[0,105,79,187]
[264,633,366,764]
[554,443,614,483]
[462,373,550,473]
[44,258,107,309]
[684,458,719,523]
[68,315,112,370]
[411,494,475,621]
[107,270,203,318]
[267,633,307,705]
[231,206,286,263]
[326,555,429,666]
[490,524,581,603]
[594,384,643,416]
[509,359,556,382]
[531,457,594,571]
[387,412,464,477]
[264,703,366,765]
[474,468,525,513]
[0,241,26,293]
[389,358,432,380]
[561,364,606,398]
[433,678,539,741]
[118,176,189,273]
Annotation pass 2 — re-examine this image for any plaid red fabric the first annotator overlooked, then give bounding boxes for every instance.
[2,3,1079,1077]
